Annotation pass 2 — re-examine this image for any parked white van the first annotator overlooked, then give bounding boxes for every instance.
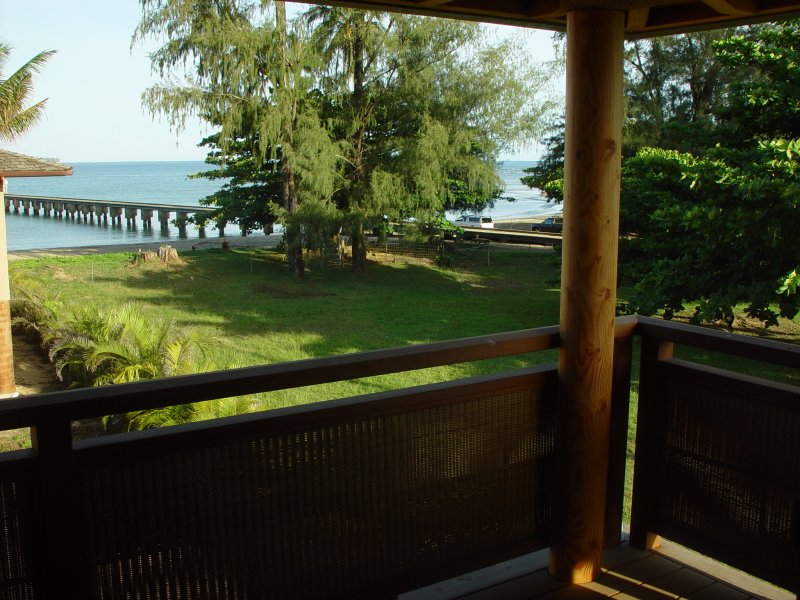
[452,215,494,229]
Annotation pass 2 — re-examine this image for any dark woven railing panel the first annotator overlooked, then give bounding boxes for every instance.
[650,364,800,591]
[0,461,37,600]
[80,384,555,599]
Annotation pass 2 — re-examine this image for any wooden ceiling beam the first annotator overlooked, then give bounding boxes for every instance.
[415,0,455,7]
[702,0,758,14]
[645,1,724,27]
[442,0,535,15]
[528,0,565,18]
[626,7,650,28]
[298,0,800,37]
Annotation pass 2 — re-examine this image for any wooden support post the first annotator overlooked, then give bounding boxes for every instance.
[32,419,91,597]
[604,333,634,548]
[629,337,674,550]
[549,8,624,584]
[0,179,15,398]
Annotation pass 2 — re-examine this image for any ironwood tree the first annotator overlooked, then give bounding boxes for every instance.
[136,0,339,277]
[305,8,553,272]
[137,1,554,274]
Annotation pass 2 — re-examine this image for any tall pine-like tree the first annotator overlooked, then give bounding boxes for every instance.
[136,0,338,276]
[138,2,554,275]
[304,9,553,272]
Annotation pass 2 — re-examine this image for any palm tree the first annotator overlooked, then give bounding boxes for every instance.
[44,304,211,431]
[0,43,55,398]
[0,42,55,142]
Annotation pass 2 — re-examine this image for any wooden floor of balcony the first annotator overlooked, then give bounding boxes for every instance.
[403,538,794,600]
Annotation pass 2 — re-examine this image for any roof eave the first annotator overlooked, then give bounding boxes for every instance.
[291,0,800,39]
[0,169,74,178]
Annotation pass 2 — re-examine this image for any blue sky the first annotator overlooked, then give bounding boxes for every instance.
[3,0,563,163]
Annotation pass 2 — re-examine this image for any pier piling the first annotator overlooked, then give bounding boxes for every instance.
[5,194,219,238]
[141,209,153,229]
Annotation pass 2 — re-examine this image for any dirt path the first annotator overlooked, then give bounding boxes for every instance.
[13,333,62,396]
[0,335,63,452]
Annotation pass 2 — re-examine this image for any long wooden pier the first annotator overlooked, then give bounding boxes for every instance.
[5,194,562,245]
[3,194,229,236]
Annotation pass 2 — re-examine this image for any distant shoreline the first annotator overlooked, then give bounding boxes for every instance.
[8,234,282,261]
[7,212,561,260]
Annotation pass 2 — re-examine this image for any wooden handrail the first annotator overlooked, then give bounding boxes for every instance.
[0,325,560,429]
[635,315,800,369]
[2,313,795,431]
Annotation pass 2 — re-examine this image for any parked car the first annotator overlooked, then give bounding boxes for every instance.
[452,215,494,229]
[531,217,563,233]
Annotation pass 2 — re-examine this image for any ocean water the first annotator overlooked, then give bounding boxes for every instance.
[488,161,561,221]
[4,160,557,251]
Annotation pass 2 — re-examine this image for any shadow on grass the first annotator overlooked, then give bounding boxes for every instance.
[109,247,562,362]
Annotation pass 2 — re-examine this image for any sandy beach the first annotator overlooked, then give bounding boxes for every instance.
[8,233,284,261]
[8,223,559,260]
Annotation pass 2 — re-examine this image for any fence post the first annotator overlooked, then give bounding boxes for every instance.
[629,333,673,550]
[31,419,91,599]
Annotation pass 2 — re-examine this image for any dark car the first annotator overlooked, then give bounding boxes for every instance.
[531,217,563,233]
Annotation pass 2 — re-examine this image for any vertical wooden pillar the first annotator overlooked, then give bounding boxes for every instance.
[0,177,16,398]
[549,9,624,583]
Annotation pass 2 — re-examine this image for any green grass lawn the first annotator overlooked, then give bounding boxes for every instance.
[11,244,565,408]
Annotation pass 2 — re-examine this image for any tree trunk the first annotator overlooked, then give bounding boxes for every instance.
[350,213,367,274]
[350,19,368,274]
[283,164,304,278]
[277,2,304,278]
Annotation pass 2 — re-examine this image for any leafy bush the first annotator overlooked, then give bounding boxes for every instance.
[10,276,214,431]
[10,272,62,337]
[619,142,800,326]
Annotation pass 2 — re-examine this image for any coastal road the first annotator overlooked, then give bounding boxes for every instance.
[7,225,559,261]
[456,226,562,246]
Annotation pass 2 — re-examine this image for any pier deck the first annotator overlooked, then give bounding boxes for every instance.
[4,193,222,235]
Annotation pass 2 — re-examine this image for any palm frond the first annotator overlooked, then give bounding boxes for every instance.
[0,45,55,140]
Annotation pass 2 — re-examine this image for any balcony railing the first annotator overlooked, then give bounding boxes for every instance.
[631,316,800,595]
[0,315,797,599]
